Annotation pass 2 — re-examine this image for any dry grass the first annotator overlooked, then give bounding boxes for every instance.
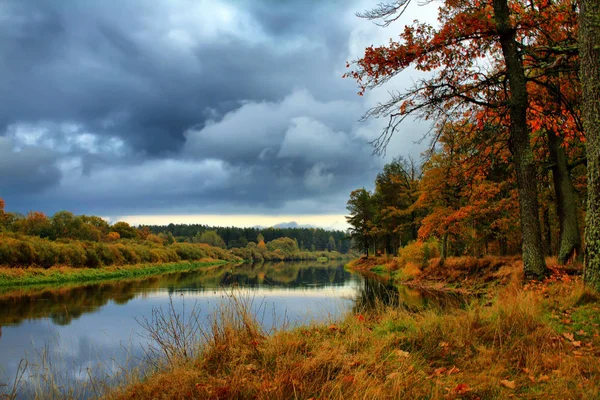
[106,277,600,400]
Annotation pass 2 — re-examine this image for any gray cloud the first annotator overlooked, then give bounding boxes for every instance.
[0,0,431,217]
[0,137,62,195]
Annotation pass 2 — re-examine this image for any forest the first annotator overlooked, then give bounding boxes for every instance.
[0,198,350,269]
[144,224,352,253]
[343,0,600,287]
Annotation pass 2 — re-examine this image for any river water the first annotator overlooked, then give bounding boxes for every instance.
[0,260,457,398]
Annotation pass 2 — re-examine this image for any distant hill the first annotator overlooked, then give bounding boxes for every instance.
[271,221,316,229]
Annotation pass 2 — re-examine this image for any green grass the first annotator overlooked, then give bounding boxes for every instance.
[0,260,231,288]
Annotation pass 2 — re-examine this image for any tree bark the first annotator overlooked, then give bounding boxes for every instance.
[580,0,600,289]
[440,232,449,261]
[542,200,553,257]
[493,0,547,279]
[547,130,582,264]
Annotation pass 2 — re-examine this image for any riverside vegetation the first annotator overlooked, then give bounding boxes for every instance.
[0,198,351,287]
[103,258,600,400]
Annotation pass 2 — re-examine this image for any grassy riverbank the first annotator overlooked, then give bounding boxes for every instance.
[346,254,524,293]
[0,259,232,288]
[104,259,600,400]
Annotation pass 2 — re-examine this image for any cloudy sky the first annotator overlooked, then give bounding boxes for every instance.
[0,0,434,229]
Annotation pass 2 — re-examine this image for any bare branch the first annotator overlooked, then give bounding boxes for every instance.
[356,1,412,27]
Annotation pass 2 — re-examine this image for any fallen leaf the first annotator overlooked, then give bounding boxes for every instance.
[439,341,449,348]
[387,372,399,380]
[572,341,582,347]
[453,383,471,394]
[563,332,575,341]
[395,350,410,358]
[434,367,448,376]
[538,375,550,382]
[447,365,460,375]
[500,379,516,389]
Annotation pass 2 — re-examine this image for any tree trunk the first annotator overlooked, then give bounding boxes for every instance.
[580,0,600,289]
[500,237,508,256]
[440,233,449,261]
[493,0,547,279]
[547,130,582,264]
[542,201,553,257]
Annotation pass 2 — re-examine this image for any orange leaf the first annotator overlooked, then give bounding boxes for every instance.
[453,383,471,394]
[500,379,516,389]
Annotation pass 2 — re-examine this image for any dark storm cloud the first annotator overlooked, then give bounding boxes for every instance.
[0,0,428,217]
[0,0,353,154]
[0,137,61,195]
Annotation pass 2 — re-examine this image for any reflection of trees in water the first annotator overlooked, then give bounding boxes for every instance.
[353,275,469,313]
[354,277,402,312]
[0,261,352,327]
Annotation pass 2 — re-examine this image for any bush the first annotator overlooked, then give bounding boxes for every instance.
[397,239,440,267]
[0,232,242,269]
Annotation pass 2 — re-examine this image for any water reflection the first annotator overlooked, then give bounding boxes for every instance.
[0,261,468,398]
[354,274,469,312]
[0,261,359,398]
[0,261,353,327]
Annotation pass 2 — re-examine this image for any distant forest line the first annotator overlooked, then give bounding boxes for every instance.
[143,224,352,254]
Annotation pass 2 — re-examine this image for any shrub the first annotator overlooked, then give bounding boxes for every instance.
[397,239,440,267]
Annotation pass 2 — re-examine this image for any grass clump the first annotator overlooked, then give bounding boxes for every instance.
[106,277,600,400]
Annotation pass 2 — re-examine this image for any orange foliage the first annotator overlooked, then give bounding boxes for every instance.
[105,231,121,241]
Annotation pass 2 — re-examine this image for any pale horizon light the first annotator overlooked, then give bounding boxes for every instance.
[110,214,350,231]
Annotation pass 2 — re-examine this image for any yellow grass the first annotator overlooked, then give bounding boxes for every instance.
[106,276,600,400]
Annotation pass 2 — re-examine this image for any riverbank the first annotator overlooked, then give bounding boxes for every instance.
[107,270,600,399]
[346,255,532,293]
[0,259,232,288]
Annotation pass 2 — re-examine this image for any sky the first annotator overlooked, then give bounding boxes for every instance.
[0,0,435,230]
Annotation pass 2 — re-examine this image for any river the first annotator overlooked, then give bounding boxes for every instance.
[0,260,460,398]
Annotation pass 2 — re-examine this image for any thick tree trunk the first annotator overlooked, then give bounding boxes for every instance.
[580,0,600,289]
[493,0,547,279]
[547,130,582,264]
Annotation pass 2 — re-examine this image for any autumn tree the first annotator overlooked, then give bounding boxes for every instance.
[17,212,53,238]
[79,215,110,235]
[520,2,583,263]
[0,198,7,230]
[51,211,80,239]
[373,157,420,254]
[346,188,376,257]
[342,0,589,277]
[257,232,266,248]
[111,221,138,239]
[266,237,299,254]
[580,0,600,289]
[105,231,121,241]
[195,230,226,248]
